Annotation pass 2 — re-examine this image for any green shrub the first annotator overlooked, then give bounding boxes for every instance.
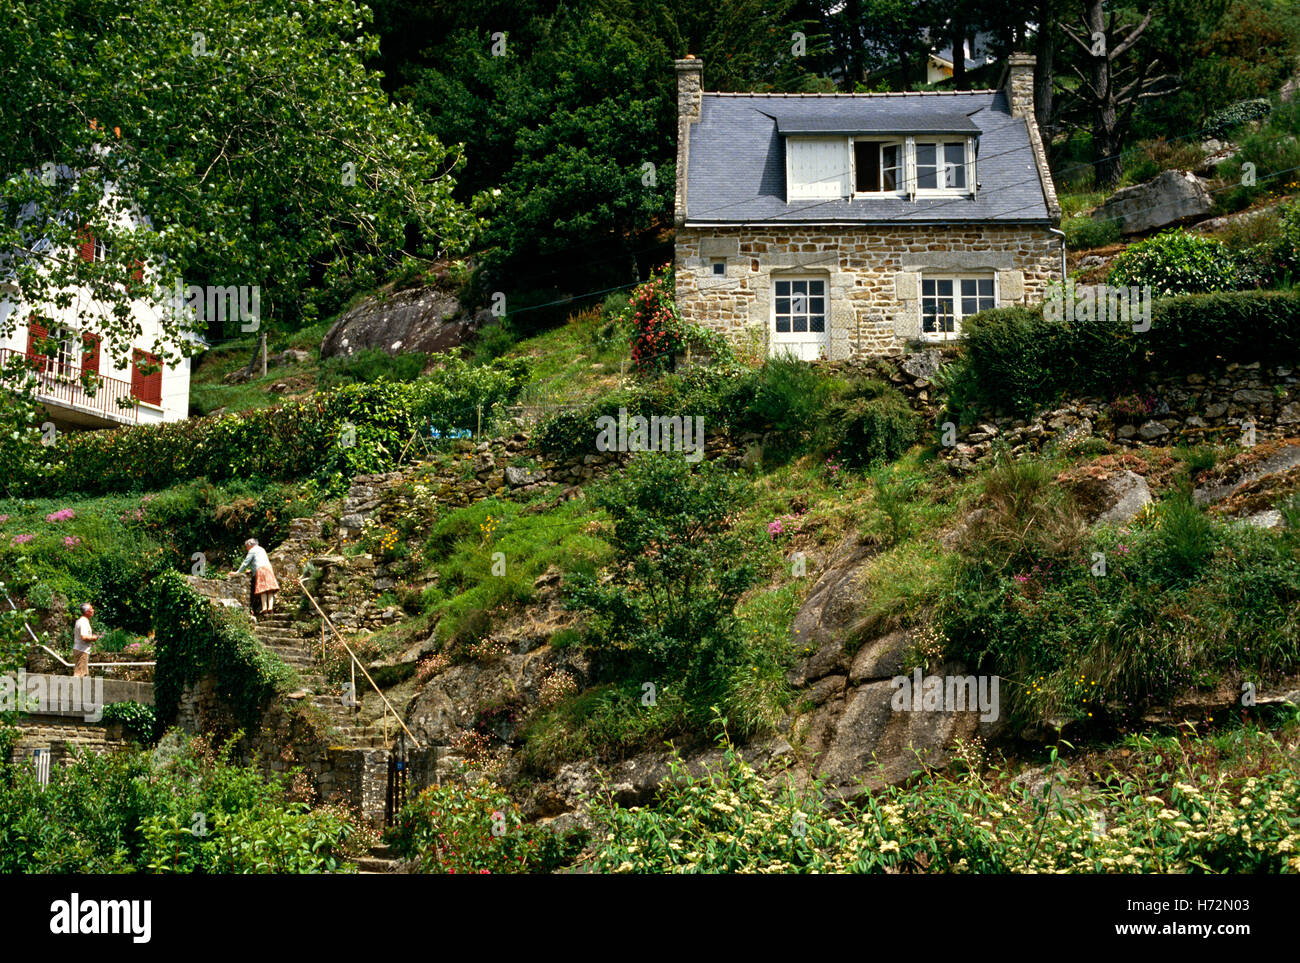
[1108,229,1242,295]
[385,780,583,873]
[1063,213,1121,250]
[100,700,157,742]
[819,381,918,469]
[471,320,518,363]
[586,729,1300,873]
[13,359,527,497]
[317,348,429,390]
[1201,98,1273,140]
[630,266,684,375]
[564,454,756,700]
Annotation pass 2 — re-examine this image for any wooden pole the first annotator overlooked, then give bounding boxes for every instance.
[260,331,267,377]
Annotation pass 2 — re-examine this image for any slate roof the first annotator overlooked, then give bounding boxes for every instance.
[683,90,1052,225]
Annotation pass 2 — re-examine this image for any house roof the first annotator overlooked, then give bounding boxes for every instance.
[684,90,1053,225]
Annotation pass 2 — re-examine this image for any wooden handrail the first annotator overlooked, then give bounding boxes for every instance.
[296,578,421,749]
[0,347,139,424]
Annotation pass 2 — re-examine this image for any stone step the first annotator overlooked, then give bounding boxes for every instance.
[354,856,399,874]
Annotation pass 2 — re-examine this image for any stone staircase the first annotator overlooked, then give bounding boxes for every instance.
[354,842,401,874]
[252,608,391,749]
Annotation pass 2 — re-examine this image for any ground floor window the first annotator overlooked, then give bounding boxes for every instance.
[771,277,829,360]
[921,274,996,340]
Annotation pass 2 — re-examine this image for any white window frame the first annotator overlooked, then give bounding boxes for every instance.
[770,275,830,359]
[919,273,998,342]
[850,138,907,197]
[912,139,974,196]
[50,326,79,378]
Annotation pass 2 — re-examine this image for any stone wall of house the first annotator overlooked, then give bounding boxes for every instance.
[675,224,1059,358]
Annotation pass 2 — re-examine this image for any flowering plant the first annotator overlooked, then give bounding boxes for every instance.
[45,508,75,523]
[629,266,684,375]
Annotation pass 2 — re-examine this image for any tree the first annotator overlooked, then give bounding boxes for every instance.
[0,0,482,361]
[1057,1,1177,186]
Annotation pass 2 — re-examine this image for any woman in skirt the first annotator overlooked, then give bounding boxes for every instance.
[230,538,280,619]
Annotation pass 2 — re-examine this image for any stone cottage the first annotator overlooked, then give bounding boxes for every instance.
[673,54,1062,359]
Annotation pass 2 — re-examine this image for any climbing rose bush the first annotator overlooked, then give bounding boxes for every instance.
[629,266,684,375]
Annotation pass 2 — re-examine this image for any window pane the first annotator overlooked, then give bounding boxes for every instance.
[935,279,953,297]
[809,280,825,296]
[978,279,994,297]
[922,279,936,297]
[776,281,790,297]
[776,297,790,314]
[792,315,808,333]
[916,143,937,190]
[882,144,901,190]
[960,279,977,298]
[775,315,791,333]
[809,314,825,333]
[962,297,978,316]
[808,297,824,314]
[791,280,807,296]
[944,143,966,189]
[791,294,807,313]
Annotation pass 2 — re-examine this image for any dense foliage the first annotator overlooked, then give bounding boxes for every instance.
[938,456,1300,728]
[1107,229,1244,295]
[385,779,583,873]
[152,571,295,737]
[960,290,1300,414]
[565,454,757,700]
[0,734,360,873]
[7,360,526,497]
[587,729,1300,873]
[1,0,482,351]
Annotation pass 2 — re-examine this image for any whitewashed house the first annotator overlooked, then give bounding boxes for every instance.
[0,157,198,429]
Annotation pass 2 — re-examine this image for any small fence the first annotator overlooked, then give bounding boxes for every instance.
[0,347,138,424]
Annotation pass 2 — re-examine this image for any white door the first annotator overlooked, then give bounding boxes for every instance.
[771,277,829,360]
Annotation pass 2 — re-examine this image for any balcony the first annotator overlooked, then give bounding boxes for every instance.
[0,346,138,427]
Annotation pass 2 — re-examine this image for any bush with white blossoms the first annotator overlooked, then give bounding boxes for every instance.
[586,728,1300,874]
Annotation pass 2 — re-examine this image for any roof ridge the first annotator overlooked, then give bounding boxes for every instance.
[702,89,998,98]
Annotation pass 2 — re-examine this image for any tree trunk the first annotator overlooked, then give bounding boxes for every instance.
[1034,0,1056,140]
[1086,0,1123,187]
[950,19,967,90]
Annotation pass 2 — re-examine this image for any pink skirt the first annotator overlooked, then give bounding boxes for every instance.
[253,566,280,594]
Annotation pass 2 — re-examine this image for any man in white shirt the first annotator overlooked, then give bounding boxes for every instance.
[73,602,98,677]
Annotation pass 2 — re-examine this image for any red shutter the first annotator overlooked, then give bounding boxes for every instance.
[81,333,101,375]
[131,349,162,406]
[78,226,95,262]
[25,320,49,373]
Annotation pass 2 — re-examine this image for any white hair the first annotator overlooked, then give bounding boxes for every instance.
[80,602,92,614]
[245,538,257,548]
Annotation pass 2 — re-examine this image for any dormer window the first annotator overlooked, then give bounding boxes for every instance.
[787,133,976,202]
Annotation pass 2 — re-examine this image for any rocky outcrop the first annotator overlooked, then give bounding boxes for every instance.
[1059,467,1152,525]
[1092,170,1213,235]
[321,283,482,359]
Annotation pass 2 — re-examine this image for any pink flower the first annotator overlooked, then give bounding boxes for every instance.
[0,514,9,524]
[10,534,34,545]
[63,535,81,549]
[767,519,785,537]
[45,509,75,523]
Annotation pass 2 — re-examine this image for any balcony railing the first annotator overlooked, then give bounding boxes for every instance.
[0,347,138,425]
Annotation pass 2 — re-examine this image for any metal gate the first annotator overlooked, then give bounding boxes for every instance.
[385,737,407,827]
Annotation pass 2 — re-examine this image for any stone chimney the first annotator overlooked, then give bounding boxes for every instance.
[675,56,703,227]
[1002,52,1036,118]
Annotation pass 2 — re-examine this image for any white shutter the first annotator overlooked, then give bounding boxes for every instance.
[904,135,916,198]
[967,137,977,198]
[786,137,850,201]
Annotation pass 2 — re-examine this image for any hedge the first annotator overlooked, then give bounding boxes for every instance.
[17,357,527,497]
[151,570,295,738]
[962,290,1300,414]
